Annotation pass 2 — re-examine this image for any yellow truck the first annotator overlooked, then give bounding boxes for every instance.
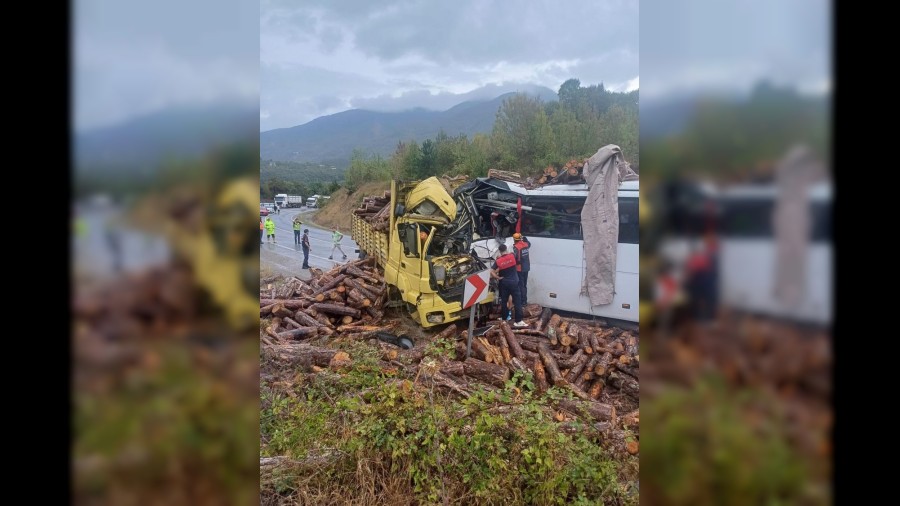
[351,177,496,328]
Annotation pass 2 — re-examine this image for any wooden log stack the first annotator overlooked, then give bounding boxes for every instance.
[260,257,391,344]
[448,316,639,420]
[352,190,392,232]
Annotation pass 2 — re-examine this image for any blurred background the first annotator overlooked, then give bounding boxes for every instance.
[639,1,832,505]
[72,1,260,504]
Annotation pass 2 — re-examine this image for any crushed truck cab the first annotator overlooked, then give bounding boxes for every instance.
[352,177,494,328]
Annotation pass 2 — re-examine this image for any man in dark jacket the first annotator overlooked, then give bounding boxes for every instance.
[512,232,531,305]
[301,229,311,269]
[490,243,528,327]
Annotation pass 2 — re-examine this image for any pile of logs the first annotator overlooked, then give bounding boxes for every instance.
[260,257,390,345]
[536,159,589,186]
[452,311,638,409]
[352,191,392,232]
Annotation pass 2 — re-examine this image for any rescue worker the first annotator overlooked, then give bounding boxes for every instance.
[512,232,531,305]
[685,241,712,322]
[490,243,528,327]
[329,228,347,260]
[301,229,311,269]
[293,217,303,244]
[264,216,276,244]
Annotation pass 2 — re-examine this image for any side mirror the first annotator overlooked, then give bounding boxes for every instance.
[395,203,405,216]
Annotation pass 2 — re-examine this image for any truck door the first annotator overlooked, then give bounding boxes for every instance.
[396,223,423,299]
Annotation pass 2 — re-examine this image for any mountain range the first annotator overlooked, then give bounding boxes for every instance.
[74,99,259,172]
[260,86,559,165]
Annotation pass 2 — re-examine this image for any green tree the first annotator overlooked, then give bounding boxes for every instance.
[491,93,555,171]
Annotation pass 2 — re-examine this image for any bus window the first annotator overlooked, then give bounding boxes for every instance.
[720,198,774,238]
[618,197,639,244]
[811,201,831,243]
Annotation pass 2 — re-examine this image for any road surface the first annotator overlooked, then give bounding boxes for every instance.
[73,201,171,280]
[260,207,360,277]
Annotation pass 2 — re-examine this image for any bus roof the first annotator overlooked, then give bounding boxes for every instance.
[481,178,638,197]
[718,181,831,200]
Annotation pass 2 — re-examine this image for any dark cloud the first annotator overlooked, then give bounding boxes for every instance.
[261,0,639,131]
[75,0,258,131]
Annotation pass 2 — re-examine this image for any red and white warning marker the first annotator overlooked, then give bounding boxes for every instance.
[463,269,491,309]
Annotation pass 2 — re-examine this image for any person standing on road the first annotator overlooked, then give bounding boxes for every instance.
[490,244,528,328]
[301,229,311,269]
[260,217,264,244]
[512,232,531,305]
[264,216,276,244]
[329,228,347,260]
[293,217,303,244]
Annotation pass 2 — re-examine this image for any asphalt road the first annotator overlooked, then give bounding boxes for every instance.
[73,202,171,279]
[260,207,360,277]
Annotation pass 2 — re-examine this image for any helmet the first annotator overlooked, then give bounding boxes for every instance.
[513,233,522,240]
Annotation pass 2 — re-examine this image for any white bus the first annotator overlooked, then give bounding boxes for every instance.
[717,181,832,325]
[465,179,639,323]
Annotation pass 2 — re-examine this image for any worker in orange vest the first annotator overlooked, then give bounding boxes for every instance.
[259,217,264,245]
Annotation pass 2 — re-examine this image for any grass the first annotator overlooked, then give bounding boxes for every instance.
[640,373,818,506]
[261,341,637,505]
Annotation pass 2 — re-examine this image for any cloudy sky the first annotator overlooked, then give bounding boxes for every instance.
[261,0,639,132]
[73,0,258,132]
[640,0,830,101]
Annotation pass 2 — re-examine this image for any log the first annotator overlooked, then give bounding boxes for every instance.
[608,371,639,398]
[580,355,601,383]
[293,310,325,328]
[513,329,549,338]
[346,266,382,285]
[565,352,591,383]
[614,363,639,380]
[537,307,553,332]
[260,299,310,310]
[344,278,378,301]
[314,313,335,329]
[558,399,616,423]
[546,314,561,344]
[272,304,293,319]
[509,357,530,374]
[558,349,585,370]
[310,274,348,297]
[564,382,593,402]
[434,323,459,342]
[489,329,511,364]
[538,343,565,386]
[588,378,604,400]
[309,303,361,318]
[595,351,614,377]
[462,358,510,387]
[275,326,319,339]
[533,357,549,393]
[499,322,525,360]
[263,343,351,369]
[283,317,303,329]
[589,333,602,354]
[346,289,372,308]
[341,315,354,325]
[439,361,465,377]
[260,303,275,316]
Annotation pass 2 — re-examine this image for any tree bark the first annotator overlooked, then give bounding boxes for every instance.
[558,399,616,423]
[462,358,510,387]
[533,357,549,393]
[499,322,524,360]
[309,303,361,318]
[565,352,590,383]
[538,343,565,386]
[275,326,319,339]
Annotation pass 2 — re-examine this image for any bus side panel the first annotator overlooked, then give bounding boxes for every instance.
[517,237,639,322]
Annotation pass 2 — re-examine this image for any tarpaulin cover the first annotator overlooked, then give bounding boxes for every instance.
[773,145,826,308]
[581,145,638,306]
